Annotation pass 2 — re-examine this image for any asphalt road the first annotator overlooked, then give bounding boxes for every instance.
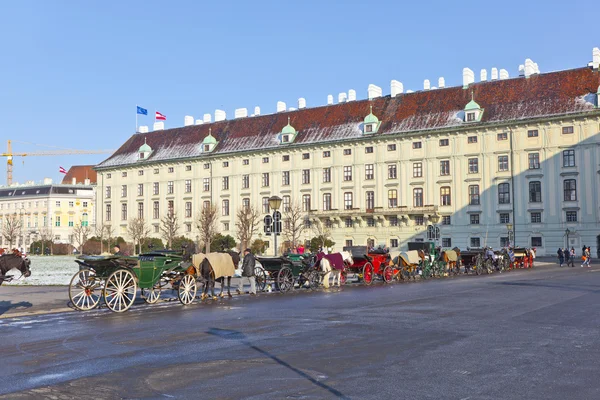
[1,264,599,400]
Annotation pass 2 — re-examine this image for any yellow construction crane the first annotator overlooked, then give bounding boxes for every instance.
[2,140,114,186]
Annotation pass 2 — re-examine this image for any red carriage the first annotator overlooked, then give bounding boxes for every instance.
[342,246,393,285]
[510,247,535,269]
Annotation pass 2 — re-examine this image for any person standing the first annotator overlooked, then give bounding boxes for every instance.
[565,247,575,268]
[569,247,576,267]
[557,248,564,267]
[237,248,257,295]
[113,244,123,256]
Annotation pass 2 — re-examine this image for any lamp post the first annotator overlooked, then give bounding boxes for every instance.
[429,213,441,249]
[565,228,570,249]
[506,223,513,247]
[268,196,282,257]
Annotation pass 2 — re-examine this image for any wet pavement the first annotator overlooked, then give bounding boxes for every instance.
[1,263,599,399]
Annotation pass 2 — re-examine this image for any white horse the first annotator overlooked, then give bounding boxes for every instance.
[320,251,353,288]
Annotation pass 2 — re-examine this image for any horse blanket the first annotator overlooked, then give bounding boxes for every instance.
[399,250,421,266]
[193,253,235,279]
[316,252,345,270]
[444,250,458,262]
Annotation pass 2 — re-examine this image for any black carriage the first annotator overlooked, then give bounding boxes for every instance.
[255,254,319,293]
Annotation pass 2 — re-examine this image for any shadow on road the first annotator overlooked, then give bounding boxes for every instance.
[0,301,33,316]
[207,327,349,399]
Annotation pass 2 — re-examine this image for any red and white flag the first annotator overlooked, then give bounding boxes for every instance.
[155,111,167,121]
[59,166,67,174]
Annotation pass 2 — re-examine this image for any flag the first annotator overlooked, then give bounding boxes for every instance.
[155,111,166,121]
[137,106,148,115]
[59,166,67,174]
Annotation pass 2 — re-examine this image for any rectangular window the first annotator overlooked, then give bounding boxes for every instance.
[343,166,352,181]
[137,202,144,219]
[69,201,74,207]
[185,165,191,171]
[470,237,481,248]
[365,146,374,154]
[168,200,175,216]
[323,151,331,158]
[469,185,480,205]
[302,169,310,184]
[562,126,574,134]
[262,157,269,163]
[498,213,510,224]
[282,196,290,212]
[121,185,127,197]
[153,182,159,195]
[105,204,111,221]
[323,193,332,211]
[566,211,577,222]
[222,200,229,216]
[497,132,508,141]
[262,173,270,187]
[153,201,159,219]
[439,139,449,147]
[437,238,450,248]
[388,164,397,179]
[138,170,144,176]
[529,181,542,203]
[531,212,541,223]
[345,239,353,247]
[365,164,374,180]
[442,216,451,225]
[388,190,398,208]
[440,160,450,176]
[154,225,159,233]
[242,175,249,189]
[563,179,577,201]
[137,184,143,196]
[121,204,127,221]
[531,237,542,247]
[223,161,229,167]
[413,162,422,178]
[222,177,229,190]
[389,216,399,227]
[223,222,230,231]
[467,112,475,122]
[413,188,423,207]
[413,142,422,149]
[262,197,269,214]
[498,183,510,204]
[82,201,88,208]
[203,163,210,169]
[168,167,174,173]
[302,153,310,160]
[302,194,311,212]
[185,179,192,193]
[122,171,127,177]
[203,178,210,192]
[167,181,174,194]
[242,159,249,165]
[498,155,509,171]
[345,218,353,228]
[390,238,399,248]
[440,187,451,206]
[282,171,290,186]
[344,192,353,210]
[154,168,159,174]
[343,149,352,155]
[528,153,540,169]
[468,158,479,174]
[367,217,375,227]
[323,168,331,183]
[366,191,375,210]
[563,150,575,167]
[414,216,424,226]
[242,198,250,209]
[500,237,509,247]
[527,129,539,137]
[282,155,289,162]
[387,144,396,151]
[183,202,191,218]
[467,136,477,143]
[107,173,111,179]
[55,216,61,227]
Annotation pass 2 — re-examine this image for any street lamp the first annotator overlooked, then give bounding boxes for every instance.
[268,196,282,256]
[565,228,570,249]
[506,223,513,247]
[429,213,441,249]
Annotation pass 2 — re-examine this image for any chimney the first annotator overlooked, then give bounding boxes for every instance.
[491,68,498,80]
[276,101,286,112]
[254,106,261,116]
[348,90,356,101]
[438,77,445,88]
[524,59,535,78]
[288,107,296,111]
[518,64,525,76]
[391,80,403,97]
[184,115,194,126]
[462,68,474,88]
[234,108,248,119]
[367,84,382,99]
[327,95,333,105]
[298,98,306,109]
[153,121,164,131]
[195,119,203,125]
[43,177,52,185]
[214,109,226,121]
[593,47,600,69]
[406,90,414,93]
[72,177,76,185]
[139,125,149,133]
[338,92,347,103]
[203,113,212,123]
[84,178,90,186]
[423,79,431,90]
[499,69,509,80]
[480,69,487,82]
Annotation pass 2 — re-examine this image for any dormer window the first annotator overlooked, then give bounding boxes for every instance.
[279,117,297,144]
[467,112,476,122]
[137,138,152,161]
[201,128,218,153]
[362,105,381,134]
[464,95,484,123]
[282,135,290,143]
[365,125,373,133]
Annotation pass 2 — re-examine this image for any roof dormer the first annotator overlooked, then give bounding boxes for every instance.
[279,117,297,144]
[363,105,381,134]
[464,94,484,123]
[201,129,218,153]
[138,138,152,160]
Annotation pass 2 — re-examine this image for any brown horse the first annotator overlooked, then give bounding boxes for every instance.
[394,250,426,280]
[439,247,461,275]
[0,249,32,285]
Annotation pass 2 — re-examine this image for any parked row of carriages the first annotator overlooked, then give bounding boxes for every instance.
[66,243,536,313]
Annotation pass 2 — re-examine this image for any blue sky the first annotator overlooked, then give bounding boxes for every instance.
[0,0,598,185]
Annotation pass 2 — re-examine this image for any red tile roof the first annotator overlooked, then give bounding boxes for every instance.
[97,67,600,169]
[61,165,97,184]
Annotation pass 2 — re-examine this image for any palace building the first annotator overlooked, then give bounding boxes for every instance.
[95,49,600,256]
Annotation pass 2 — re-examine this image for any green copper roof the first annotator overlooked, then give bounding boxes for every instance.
[139,138,152,153]
[465,99,481,110]
[202,131,217,145]
[364,105,379,124]
[282,117,296,135]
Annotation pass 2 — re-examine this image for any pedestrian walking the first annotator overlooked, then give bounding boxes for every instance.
[237,248,257,295]
[557,248,564,267]
[570,247,576,267]
[566,248,575,268]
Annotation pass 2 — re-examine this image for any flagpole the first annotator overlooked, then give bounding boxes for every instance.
[136,105,138,133]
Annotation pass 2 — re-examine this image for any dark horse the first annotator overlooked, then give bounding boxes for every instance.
[0,250,32,285]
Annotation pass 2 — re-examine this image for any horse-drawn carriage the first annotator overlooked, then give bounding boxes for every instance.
[341,246,392,285]
[69,251,197,313]
[0,249,31,285]
[511,247,535,268]
[255,255,320,293]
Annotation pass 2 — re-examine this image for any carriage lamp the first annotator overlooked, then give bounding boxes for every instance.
[268,196,283,210]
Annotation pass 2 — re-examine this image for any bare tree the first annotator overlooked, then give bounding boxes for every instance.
[72,222,92,254]
[39,225,53,255]
[104,225,115,252]
[160,212,180,249]
[312,218,333,250]
[235,205,260,251]
[127,217,151,255]
[94,222,105,254]
[282,201,306,251]
[1,213,22,249]
[196,204,218,252]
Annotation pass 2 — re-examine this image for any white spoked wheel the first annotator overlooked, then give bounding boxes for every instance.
[142,284,161,304]
[69,269,101,311]
[178,274,197,305]
[103,269,137,313]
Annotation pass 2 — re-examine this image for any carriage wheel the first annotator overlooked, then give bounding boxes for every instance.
[255,268,267,292]
[141,283,161,304]
[307,270,320,290]
[103,269,137,313]
[362,263,374,285]
[178,274,197,305]
[383,266,394,283]
[277,267,294,293]
[69,269,102,311]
